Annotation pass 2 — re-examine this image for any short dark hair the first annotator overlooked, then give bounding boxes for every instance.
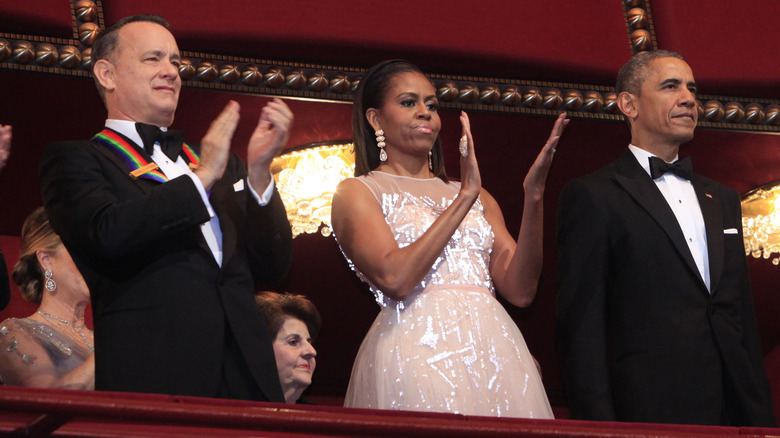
[352,59,447,182]
[255,291,322,341]
[616,50,685,96]
[11,207,62,304]
[91,15,171,100]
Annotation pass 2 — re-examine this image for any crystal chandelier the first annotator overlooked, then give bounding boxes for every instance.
[271,141,355,238]
[742,180,780,265]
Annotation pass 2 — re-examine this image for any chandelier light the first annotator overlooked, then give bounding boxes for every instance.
[271,141,355,238]
[742,180,780,265]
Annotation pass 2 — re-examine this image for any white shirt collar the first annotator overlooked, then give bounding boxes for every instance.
[104,119,168,149]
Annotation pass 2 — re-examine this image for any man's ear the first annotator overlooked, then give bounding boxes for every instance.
[366,108,382,133]
[93,58,116,92]
[617,91,637,120]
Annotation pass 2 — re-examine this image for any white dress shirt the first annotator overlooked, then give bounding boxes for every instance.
[105,119,275,266]
[629,145,710,291]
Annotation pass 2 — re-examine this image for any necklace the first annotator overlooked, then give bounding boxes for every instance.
[37,308,94,351]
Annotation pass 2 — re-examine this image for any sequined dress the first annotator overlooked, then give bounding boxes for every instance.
[0,318,92,388]
[339,171,553,418]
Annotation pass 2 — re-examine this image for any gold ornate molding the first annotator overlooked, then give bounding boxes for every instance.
[70,0,103,43]
[3,34,780,132]
[2,1,780,133]
[623,0,658,54]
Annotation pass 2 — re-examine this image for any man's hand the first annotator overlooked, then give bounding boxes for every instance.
[194,101,240,191]
[0,125,12,174]
[247,98,293,192]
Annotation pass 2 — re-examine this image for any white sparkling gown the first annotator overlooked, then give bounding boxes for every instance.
[339,171,553,418]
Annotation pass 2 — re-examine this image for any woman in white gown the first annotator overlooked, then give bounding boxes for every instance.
[331,60,568,418]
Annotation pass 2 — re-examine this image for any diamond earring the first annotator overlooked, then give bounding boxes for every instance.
[44,268,57,293]
[375,129,387,162]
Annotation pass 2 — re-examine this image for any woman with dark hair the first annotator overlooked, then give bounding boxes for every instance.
[0,207,94,389]
[256,291,320,404]
[331,60,567,417]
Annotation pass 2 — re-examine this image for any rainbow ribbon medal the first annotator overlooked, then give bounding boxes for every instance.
[92,128,200,183]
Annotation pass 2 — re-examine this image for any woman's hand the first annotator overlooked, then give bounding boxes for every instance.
[523,113,569,201]
[487,113,568,306]
[458,111,481,202]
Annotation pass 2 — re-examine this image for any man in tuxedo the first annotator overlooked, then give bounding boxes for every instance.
[556,50,776,426]
[39,15,293,401]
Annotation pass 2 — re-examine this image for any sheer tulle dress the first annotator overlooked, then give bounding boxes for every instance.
[0,318,92,388]
[338,171,553,418]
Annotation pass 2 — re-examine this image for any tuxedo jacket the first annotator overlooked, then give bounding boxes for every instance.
[556,149,775,426]
[39,131,292,401]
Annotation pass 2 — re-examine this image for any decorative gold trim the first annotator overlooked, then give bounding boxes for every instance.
[70,0,103,47]
[623,0,658,54]
[3,33,780,132]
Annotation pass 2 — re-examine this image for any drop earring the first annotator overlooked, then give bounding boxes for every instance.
[428,150,433,171]
[44,268,57,293]
[375,129,387,162]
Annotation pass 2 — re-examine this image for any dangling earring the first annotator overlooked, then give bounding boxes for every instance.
[428,150,433,171]
[44,268,57,293]
[375,129,387,162]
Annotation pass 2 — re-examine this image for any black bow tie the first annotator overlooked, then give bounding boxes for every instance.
[135,122,184,161]
[649,156,692,180]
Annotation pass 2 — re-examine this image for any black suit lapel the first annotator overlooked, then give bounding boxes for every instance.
[93,131,223,264]
[108,128,149,158]
[693,177,724,293]
[612,150,706,289]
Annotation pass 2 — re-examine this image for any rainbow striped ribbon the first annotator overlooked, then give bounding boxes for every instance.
[92,128,200,183]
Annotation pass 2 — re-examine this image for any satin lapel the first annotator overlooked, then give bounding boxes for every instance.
[612,150,703,284]
[210,178,238,265]
[694,177,724,294]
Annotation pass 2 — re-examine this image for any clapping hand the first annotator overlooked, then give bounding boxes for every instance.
[524,113,569,200]
[247,98,293,192]
[195,101,240,190]
[0,124,11,173]
[458,112,481,202]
